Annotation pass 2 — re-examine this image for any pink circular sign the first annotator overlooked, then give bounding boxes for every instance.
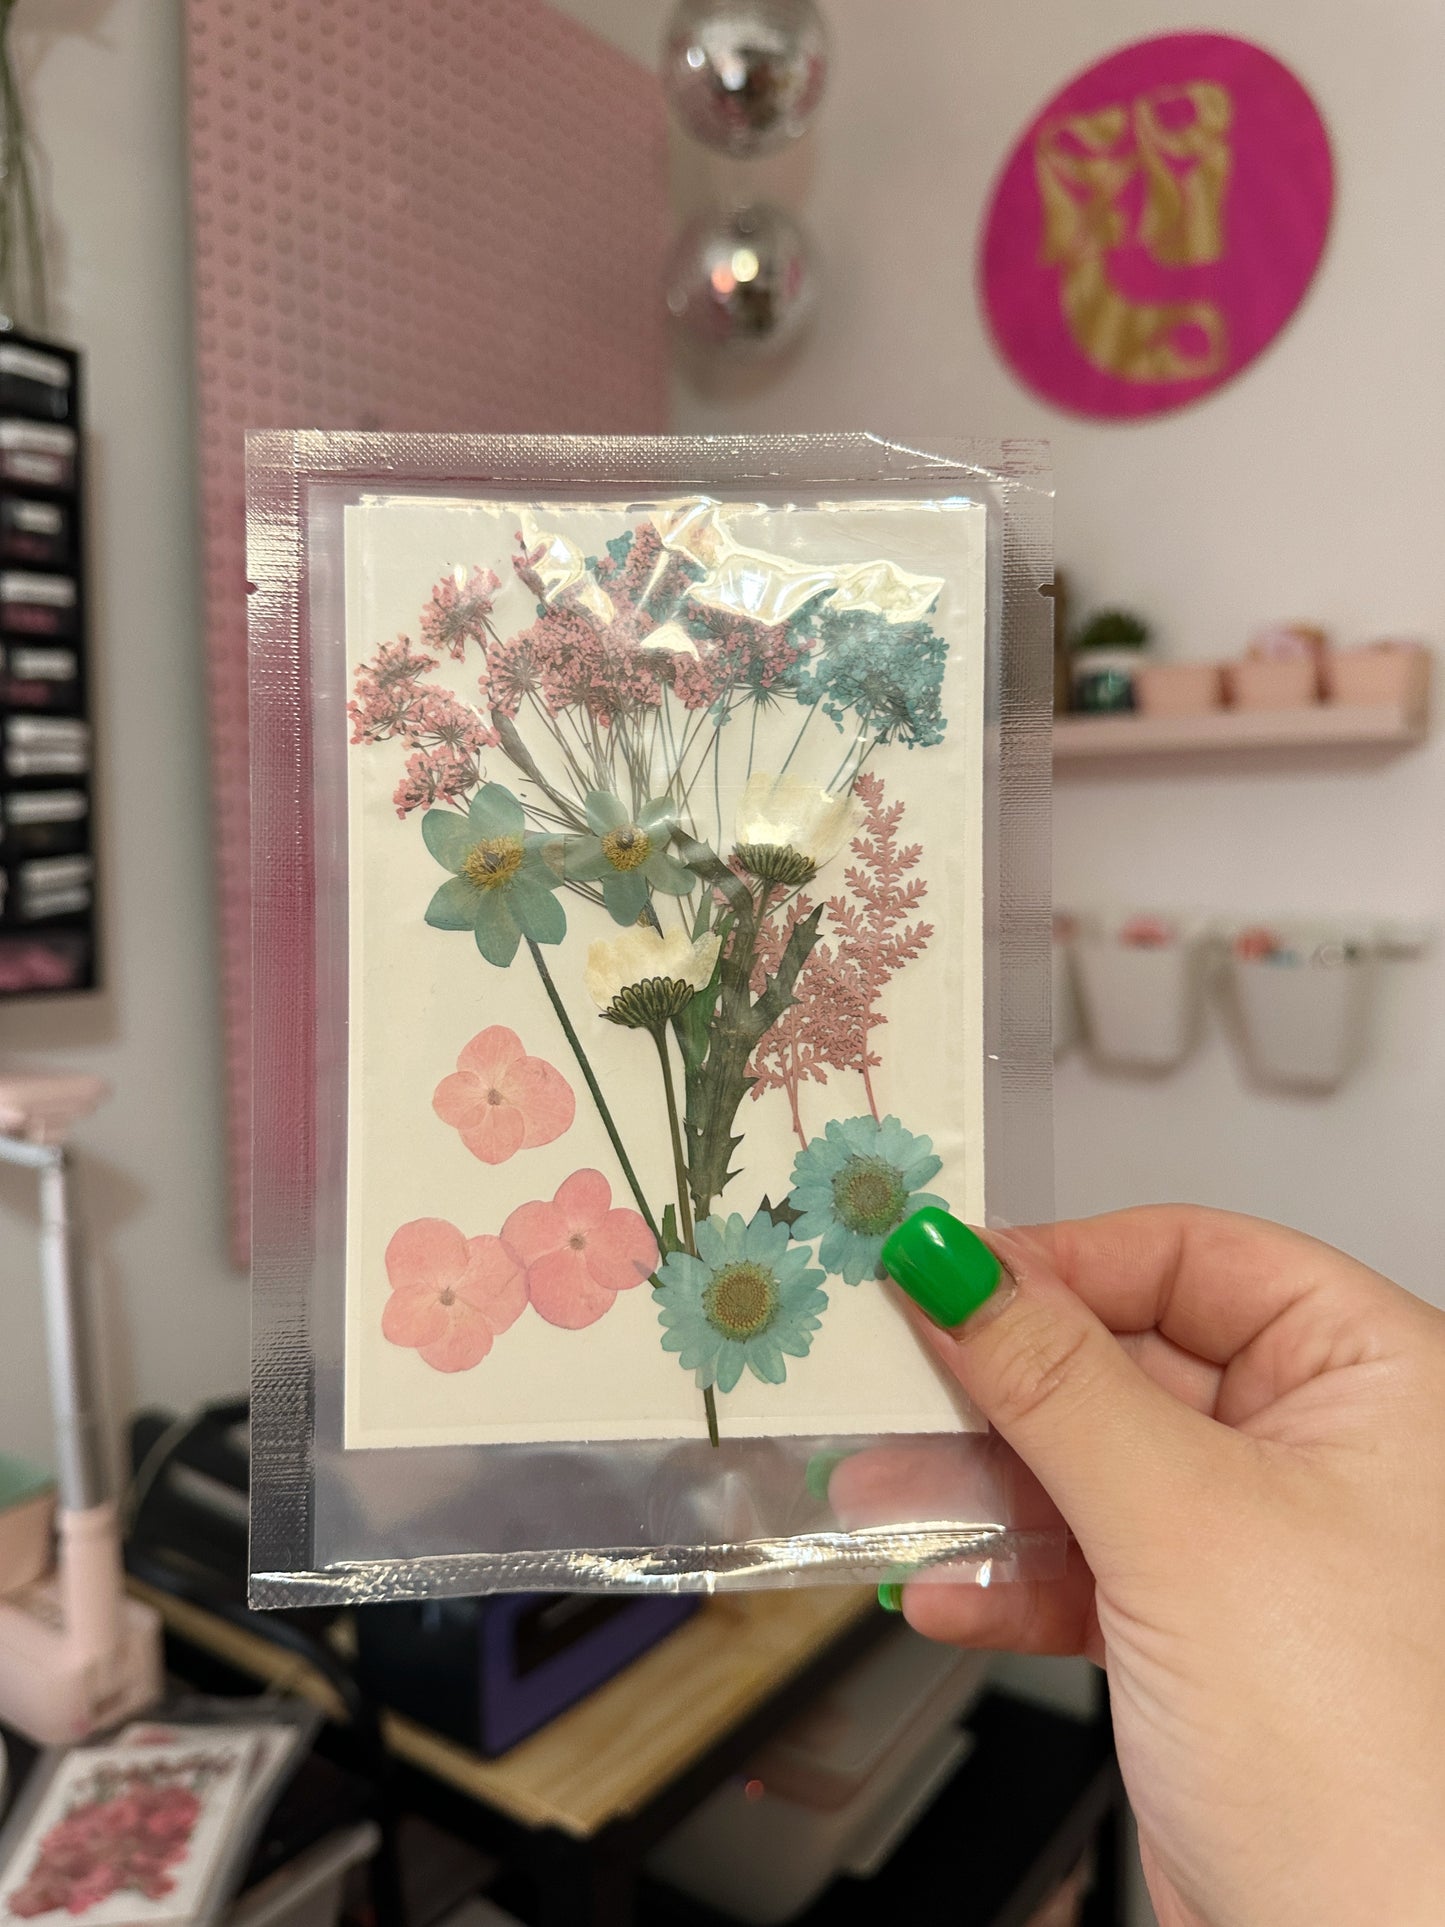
[980,34,1334,419]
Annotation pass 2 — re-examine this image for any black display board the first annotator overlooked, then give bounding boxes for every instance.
[0,331,96,996]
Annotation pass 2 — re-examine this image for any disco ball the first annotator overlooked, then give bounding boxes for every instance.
[661,0,828,159]
[665,203,817,356]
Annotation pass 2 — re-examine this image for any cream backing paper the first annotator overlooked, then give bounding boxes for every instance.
[343,494,987,1448]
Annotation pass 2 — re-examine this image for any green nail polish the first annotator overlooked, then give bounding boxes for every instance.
[881,1208,1003,1330]
[805,1452,846,1502]
[878,1582,904,1613]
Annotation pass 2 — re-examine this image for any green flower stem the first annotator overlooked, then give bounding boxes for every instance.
[525,938,660,1245]
[826,720,870,793]
[650,1024,694,1255]
[648,1022,716,1447]
[777,697,820,776]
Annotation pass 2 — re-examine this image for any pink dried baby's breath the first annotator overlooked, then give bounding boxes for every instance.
[420,566,501,660]
[393,745,475,817]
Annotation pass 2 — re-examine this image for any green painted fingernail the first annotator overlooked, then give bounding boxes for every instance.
[881,1208,1003,1330]
[805,1452,846,1502]
[878,1582,904,1613]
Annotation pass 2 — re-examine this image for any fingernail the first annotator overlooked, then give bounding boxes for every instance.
[882,1208,1006,1330]
[878,1582,904,1613]
[805,1452,847,1502]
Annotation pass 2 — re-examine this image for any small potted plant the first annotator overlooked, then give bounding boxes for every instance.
[1135,657,1225,717]
[1070,609,1150,713]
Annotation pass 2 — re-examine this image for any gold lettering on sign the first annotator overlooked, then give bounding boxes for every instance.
[1035,82,1233,384]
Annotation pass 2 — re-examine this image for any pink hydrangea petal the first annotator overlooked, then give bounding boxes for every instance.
[457,1025,525,1085]
[526,1248,617,1329]
[501,1054,575,1149]
[432,1069,485,1130]
[382,1281,451,1350]
[457,1234,528,1333]
[458,1103,527,1166]
[416,1299,495,1372]
[385,1218,469,1290]
[585,1209,659,1294]
[500,1195,566,1267]
[553,1167,611,1231]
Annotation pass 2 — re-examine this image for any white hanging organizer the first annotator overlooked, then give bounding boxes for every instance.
[1071,912,1208,1074]
[1058,911,1431,1094]
[1226,924,1374,1094]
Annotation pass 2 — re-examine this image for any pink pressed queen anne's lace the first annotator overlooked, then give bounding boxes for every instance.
[420,565,501,660]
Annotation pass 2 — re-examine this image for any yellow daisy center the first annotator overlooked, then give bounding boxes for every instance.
[463,835,524,890]
[704,1261,779,1341]
[601,825,652,872]
[833,1157,909,1235]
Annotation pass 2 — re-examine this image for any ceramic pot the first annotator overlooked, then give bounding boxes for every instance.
[1226,657,1319,710]
[1134,661,1224,717]
[1323,643,1430,711]
[1070,647,1139,714]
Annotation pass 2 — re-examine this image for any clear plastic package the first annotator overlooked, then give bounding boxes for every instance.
[247,432,1057,1603]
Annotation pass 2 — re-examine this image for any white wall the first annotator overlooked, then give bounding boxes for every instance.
[0,0,245,1469]
[670,0,1445,1307]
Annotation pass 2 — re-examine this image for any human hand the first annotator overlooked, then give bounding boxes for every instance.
[849,1207,1445,1927]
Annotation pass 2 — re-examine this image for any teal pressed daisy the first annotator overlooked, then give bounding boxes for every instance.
[788,1116,947,1285]
[422,782,565,967]
[654,1211,828,1393]
[563,790,695,925]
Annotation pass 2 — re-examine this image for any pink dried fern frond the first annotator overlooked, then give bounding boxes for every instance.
[745,773,933,1139]
[824,770,933,1116]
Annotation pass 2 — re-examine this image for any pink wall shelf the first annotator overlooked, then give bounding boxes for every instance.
[1054,699,1428,767]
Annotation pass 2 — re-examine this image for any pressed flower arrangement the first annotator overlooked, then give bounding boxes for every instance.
[346,496,972,1447]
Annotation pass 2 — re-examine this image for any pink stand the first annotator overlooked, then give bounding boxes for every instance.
[0,1074,162,1742]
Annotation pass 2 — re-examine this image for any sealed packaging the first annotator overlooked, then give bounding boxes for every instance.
[247,432,1056,1604]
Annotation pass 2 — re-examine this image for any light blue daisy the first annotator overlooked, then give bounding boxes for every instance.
[422,781,565,968]
[788,1116,947,1285]
[563,790,696,926]
[654,1211,828,1394]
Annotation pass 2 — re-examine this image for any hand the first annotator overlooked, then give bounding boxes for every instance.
[846,1208,1445,1927]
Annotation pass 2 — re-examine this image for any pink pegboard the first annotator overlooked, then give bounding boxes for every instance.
[186,0,670,1265]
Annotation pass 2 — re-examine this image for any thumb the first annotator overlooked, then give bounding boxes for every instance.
[882,1210,1232,1569]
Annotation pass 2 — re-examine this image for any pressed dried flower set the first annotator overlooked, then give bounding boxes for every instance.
[247,434,1054,1600]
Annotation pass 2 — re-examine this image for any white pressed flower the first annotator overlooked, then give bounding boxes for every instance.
[732,772,861,886]
[585,928,722,1029]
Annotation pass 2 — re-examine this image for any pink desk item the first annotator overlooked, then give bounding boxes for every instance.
[0,1071,108,1145]
[0,1072,162,1741]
